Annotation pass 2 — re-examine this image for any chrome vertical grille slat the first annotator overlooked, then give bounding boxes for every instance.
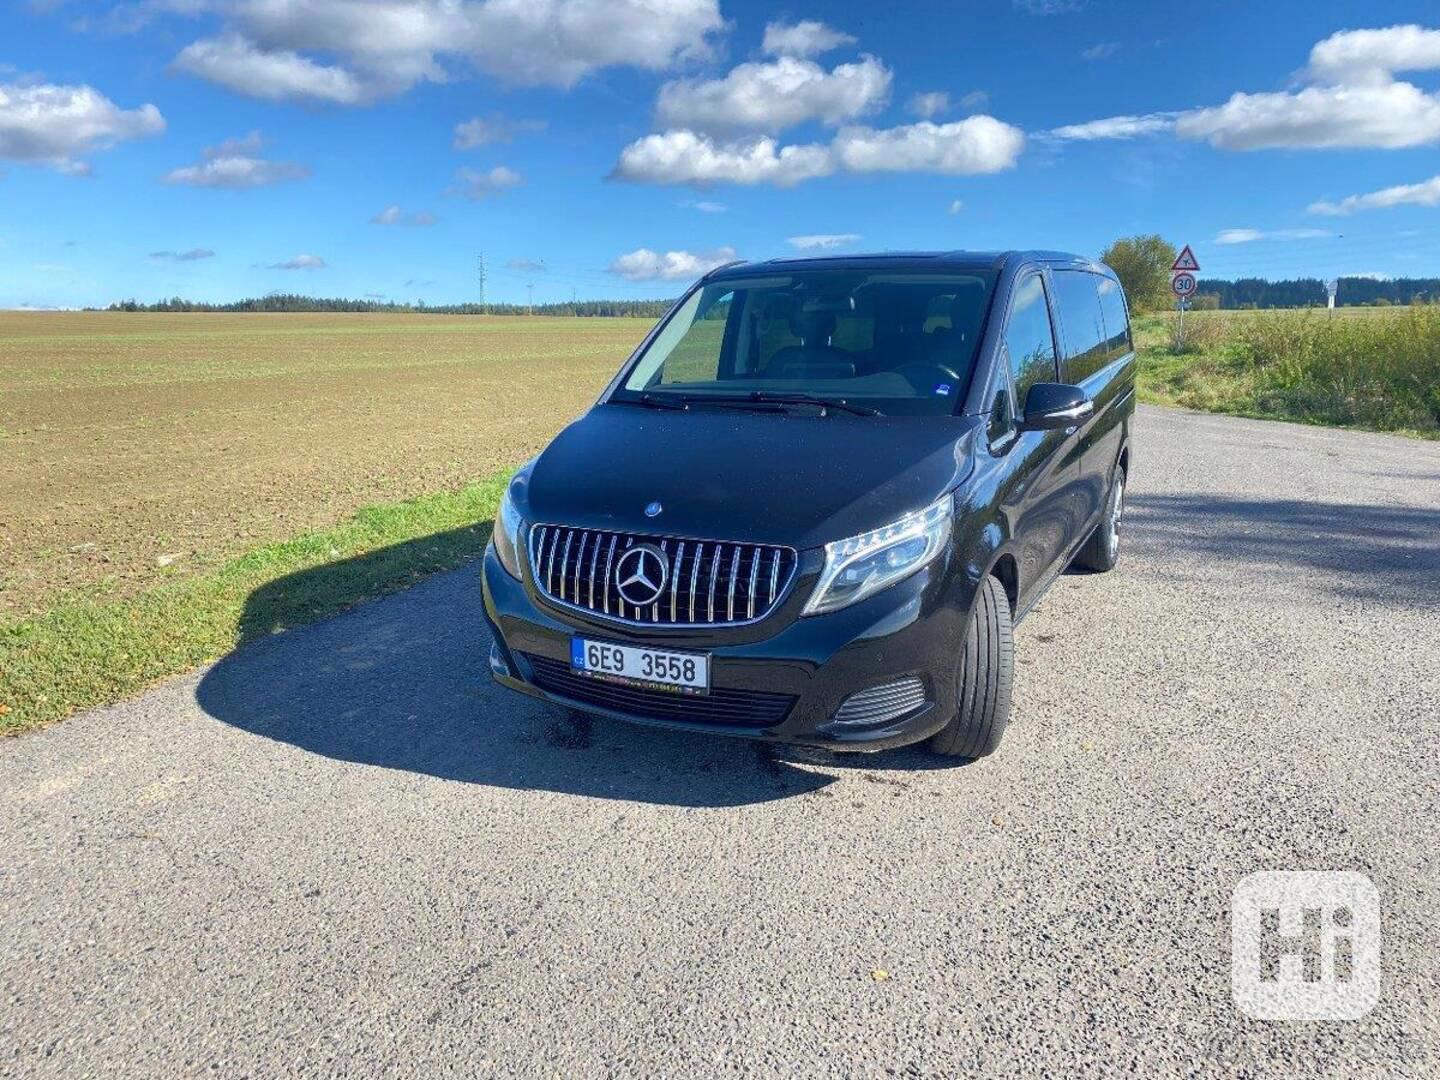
[529,526,797,628]
[588,533,601,609]
[558,530,574,600]
[573,531,588,604]
[726,546,740,622]
[689,543,703,624]
[545,528,560,593]
[602,535,617,614]
[670,542,684,622]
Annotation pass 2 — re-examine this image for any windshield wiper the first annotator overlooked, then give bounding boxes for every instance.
[714,391,882,417]
[611,392,689,411]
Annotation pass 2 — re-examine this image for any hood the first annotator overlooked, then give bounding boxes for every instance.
[521,403,978,550]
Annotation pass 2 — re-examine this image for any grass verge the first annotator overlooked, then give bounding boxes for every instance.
[0,474,507,736]
[1133,308,1440,439]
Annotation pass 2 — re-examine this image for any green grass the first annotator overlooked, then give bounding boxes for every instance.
[0,475,507,736]
[1134,307,1440,438]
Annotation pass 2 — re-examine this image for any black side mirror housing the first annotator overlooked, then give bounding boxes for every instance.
[1021,383,1094,430]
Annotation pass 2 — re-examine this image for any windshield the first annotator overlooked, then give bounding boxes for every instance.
[614,269,997,416]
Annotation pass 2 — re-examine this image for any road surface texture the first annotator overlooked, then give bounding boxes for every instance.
[3,405,1438,1076]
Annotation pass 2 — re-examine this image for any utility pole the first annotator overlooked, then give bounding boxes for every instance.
[477,253,486,309]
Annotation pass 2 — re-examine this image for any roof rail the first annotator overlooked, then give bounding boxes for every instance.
[701,260,747,279]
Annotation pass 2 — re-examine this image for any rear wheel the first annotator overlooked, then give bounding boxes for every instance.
[929,574,1013,759]
[1072,464,1125,572]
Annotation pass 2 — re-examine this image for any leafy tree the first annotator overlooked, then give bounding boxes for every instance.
[1100,235,1178,313]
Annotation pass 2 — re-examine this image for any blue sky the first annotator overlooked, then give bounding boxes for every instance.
[4,0,1440,307]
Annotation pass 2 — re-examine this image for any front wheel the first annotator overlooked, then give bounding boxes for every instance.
[929,574,1013,759]
[1071,464,1126,573]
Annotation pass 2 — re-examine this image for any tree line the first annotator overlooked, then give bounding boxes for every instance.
[1192,277,1440,309]
[105,294,678,317]
[1099,235,1435,311]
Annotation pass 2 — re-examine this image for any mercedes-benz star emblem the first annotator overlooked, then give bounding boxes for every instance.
[644,501,663,518]
[614,544,668,607]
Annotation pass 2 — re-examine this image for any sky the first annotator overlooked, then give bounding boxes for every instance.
[4,0,1440,308]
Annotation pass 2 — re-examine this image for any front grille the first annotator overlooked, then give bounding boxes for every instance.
[523,655,794,728]
[528,525,798,627]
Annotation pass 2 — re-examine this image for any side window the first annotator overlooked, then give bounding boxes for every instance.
[1051,270,1108,383]
[1004,273,1058,414]
[1096,275,1132,361]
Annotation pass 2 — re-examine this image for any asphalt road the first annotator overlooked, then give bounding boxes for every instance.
[3,405,1438,1077]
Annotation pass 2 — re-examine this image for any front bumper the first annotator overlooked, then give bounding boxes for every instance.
[480,542,969,751]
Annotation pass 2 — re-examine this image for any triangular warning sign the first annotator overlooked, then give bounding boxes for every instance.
[1172,245,1200,273]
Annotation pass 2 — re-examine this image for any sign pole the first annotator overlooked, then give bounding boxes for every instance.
[1170,246,1201,352]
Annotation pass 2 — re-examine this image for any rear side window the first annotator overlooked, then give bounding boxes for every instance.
[1004,274,1057,411]
[1051,270,1108,383]
[1096,276,1132,361]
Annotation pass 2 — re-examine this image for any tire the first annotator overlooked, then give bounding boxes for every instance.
[1071,463,1126,573]
[929,574,1013,759]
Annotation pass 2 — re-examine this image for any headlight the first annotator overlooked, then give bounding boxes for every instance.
[803,495,953,615]
[492,483,525,579]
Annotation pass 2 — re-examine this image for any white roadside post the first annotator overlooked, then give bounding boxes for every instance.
[1171,245,1201,350]
[1325,278,1339,316]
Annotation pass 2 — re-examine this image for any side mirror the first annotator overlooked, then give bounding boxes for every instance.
[1021,382,1093,430]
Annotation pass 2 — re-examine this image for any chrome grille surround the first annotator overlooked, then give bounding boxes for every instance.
[528,524,798,628]
[830,678,928,726]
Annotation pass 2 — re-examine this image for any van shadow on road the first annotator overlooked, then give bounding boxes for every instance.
[196,529,892,808]
[1125,494,1440,610]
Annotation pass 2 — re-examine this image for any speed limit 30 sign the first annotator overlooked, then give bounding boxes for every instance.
[1171,271,1198,298]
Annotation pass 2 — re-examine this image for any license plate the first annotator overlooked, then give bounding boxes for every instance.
[571,637,710,695]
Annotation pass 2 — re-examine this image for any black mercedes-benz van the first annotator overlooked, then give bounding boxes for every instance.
[483,251,1134,758]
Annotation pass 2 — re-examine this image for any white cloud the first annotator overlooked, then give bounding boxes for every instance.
[1309,175,1440,215]
[174,33,369,104]
[681,199,727,212]
[609,245,737,281]
[161,131,311,188]
[1049,26,1440,152]
[506,257,546,272]
[1081,42,1121,61]
[831,117,1025,175]
[655,55,891,135]
[266,254,326,269]
[0,80,164,173]
[172,0,725,103]
[614,115,1024,187]
[948,199,964,215]
[1014,0,1083,13]
[370,204,436,225]
[613,130,833,186]
[908,91,949,119]
[1307,24,1440,84]
[453,114,545,149]
[958,90,989,111]
[761,19,855,58]
[1175,82,1440,150]
[1215,228,1330,244]
[1175,25,1440,151]
[448,164,522,199]
[787,233,860,250]
[149,248,216,260]
[1048,113,1175,140]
